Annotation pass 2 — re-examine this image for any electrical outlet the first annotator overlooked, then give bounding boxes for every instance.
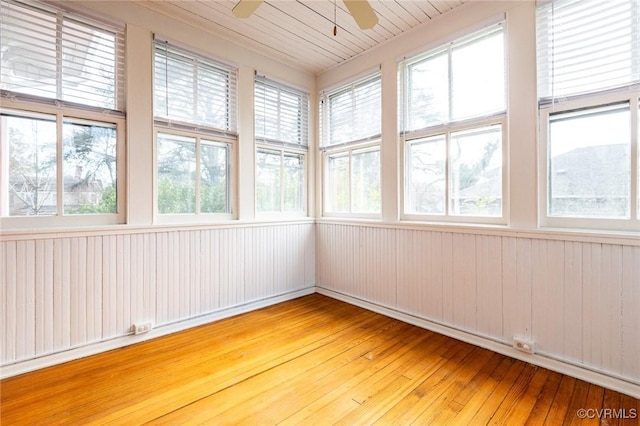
[133,322,152,335]
[513,337,534,354]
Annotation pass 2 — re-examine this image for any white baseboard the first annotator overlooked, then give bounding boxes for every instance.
[0,287,315,380]
[317,287,640,399]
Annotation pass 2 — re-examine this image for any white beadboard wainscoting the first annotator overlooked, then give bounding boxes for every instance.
[0,222,315,378]
[316,222,640,398]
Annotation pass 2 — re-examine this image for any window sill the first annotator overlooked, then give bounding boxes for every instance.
[0,218,316,241]
[316,218,640,246]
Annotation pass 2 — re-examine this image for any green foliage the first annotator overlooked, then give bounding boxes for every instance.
[157,177,195,214]
[66,186,117,214]
[201,182,227,213]
[457,194,498,215]
[256,179,279,212]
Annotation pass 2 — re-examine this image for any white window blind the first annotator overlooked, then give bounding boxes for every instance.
[154,39,237,134]
[400,23,505,135]
[537,0,640,103]
[0,0,125,111]
[255,75,309,147]
[320,73,381,147]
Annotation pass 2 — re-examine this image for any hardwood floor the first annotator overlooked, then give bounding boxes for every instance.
[1,294,638,425]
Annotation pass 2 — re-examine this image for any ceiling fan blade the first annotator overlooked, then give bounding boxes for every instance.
[343,0,378,30]
[232,0,263,18]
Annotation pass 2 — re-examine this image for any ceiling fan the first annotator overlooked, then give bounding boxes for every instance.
[232,0,379,30]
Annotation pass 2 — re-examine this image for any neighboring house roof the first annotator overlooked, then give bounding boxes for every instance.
[9,175,105,192]
[550,144,628,197]
[456,143,628,200]
[457,166,501,199]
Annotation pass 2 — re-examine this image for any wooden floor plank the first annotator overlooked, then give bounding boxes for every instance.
[563,379,592,425]
[427,353,509,424]
[95,300,381,424]
[152,318,418,424]
[620,392,639,425]
[402,348,496,425]
[417,355,514,426]
[2,296,331,406]
[336,342,473,423]
[523,370,563,425]
[540,374,578,424]
[490,365,550,425]
[1,294,637,426]
[603,388,623,426]
[2,296,347,424]
[275,327,451,425]
[328,339,481,425]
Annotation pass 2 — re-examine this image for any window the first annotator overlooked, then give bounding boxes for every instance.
[153,38,237,220]
[400,23,506,222]
[537,0,639,231]
[156,133,230,215]
[256,149,305,213]
[320,73,381,216]
[0,0,125,227]
[254,75,308,215]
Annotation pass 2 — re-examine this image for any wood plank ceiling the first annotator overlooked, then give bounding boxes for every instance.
[136,0,466,75]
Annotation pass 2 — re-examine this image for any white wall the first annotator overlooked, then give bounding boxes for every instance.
[314,0,640,398]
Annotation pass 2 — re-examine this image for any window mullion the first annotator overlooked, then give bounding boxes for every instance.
[633,1,640,83]
[227,143,232,214]
[404,141,411,212]
[56,13,63,101]
[348,149,353,213]
[280,149,285,212]
[445,132,451,216]
[193,61,199,122]
[447,45,453,123]
[277,88,282,143]
[320,98,326,146]
[631,95,639,220]
[56,112,64,216]
[400,61,408,135]
[0,124,8,217]
[164,43,169,118]
[195,137,201,214]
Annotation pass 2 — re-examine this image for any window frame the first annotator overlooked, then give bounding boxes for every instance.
[538,90,639,232]
[322,140,381,218]
[401,116,508,224]
[153,127,234,224]
[0,0,126,111]
[0,103,126,228]
[255,145,307,217]
[152,37,238,224]
[399,23,508,225]
[536,0,640,232]
[0,0,126,229]
[254,75,309,217]
[153,37,238,134]
[320,72,382,218]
